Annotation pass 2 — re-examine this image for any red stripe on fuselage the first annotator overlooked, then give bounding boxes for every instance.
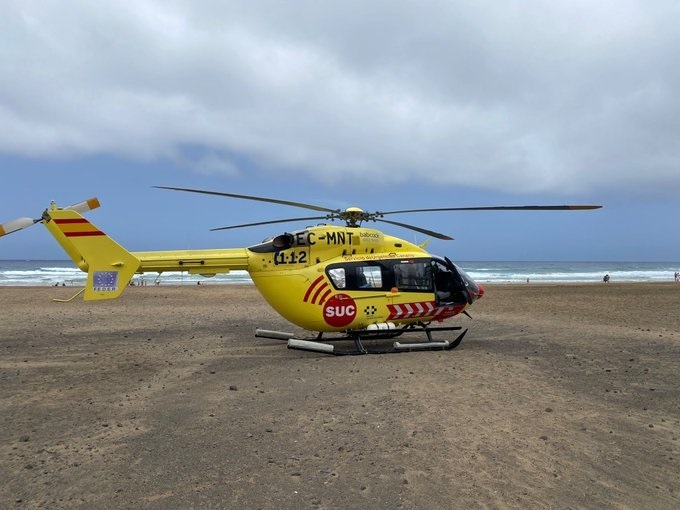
[311,282,329,305]
[304,275,325,303]
[317,287,332,306]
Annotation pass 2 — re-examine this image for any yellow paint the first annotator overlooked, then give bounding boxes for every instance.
[37,199,476,333]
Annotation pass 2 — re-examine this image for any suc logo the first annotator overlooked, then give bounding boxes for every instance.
[323,293,357,327]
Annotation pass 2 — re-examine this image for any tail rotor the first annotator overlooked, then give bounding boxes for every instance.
[0,198,100,237]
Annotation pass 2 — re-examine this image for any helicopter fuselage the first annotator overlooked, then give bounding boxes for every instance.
[244,225,483,332]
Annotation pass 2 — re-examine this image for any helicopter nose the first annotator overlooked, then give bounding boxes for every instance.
[468,283,484,302]
[476,284,485,299]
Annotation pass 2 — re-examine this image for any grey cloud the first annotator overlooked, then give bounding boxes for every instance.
[1,0,679,196]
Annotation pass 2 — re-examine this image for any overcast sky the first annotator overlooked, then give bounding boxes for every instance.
[1,1,679,261]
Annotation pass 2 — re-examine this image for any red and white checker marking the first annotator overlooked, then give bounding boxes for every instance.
[387,301,466,321]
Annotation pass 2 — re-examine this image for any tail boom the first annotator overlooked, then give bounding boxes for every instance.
[41,203,250,300]
[133,249,250,275]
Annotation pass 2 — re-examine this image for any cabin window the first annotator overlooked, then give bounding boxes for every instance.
[326,262,385,290]
[357,266,382,289]
[393,260,432,291]
[328,267,346,289]
[326,259,438,292]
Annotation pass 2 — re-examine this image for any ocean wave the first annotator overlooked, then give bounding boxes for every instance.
[0,261,253,286]
[1,260,678,286]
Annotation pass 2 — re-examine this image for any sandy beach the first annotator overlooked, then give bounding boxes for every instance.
[1,282,679,509]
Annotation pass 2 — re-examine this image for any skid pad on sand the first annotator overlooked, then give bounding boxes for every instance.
[256,324,467,355]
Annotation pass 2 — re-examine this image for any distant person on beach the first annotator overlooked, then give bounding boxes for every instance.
[603,274,610,283]
[675,271,679,282]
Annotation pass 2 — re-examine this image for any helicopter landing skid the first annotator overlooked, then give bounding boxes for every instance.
[255,325,467,356]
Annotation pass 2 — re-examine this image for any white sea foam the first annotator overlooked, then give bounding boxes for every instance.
[1,260,679,286]
[462,261,680,283]
[0,261,252,286]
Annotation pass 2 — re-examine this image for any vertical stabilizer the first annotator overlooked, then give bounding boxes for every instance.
[42,206,140,300]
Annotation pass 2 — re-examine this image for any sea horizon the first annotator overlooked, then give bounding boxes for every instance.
[1,259,679,286]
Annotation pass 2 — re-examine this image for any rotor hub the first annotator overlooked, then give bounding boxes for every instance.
[338,207,372,227]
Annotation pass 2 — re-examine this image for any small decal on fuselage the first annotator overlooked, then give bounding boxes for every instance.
[93,271,119,292]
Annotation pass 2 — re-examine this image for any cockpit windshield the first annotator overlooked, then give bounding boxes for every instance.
[432,256,481,305]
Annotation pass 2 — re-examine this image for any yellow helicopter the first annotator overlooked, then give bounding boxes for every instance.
[1,187,601,355]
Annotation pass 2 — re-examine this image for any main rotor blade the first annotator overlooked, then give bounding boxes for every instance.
[377,218,453,240]
[381,205,602,215]
[211,216,331,231]
[154,186,337,214]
